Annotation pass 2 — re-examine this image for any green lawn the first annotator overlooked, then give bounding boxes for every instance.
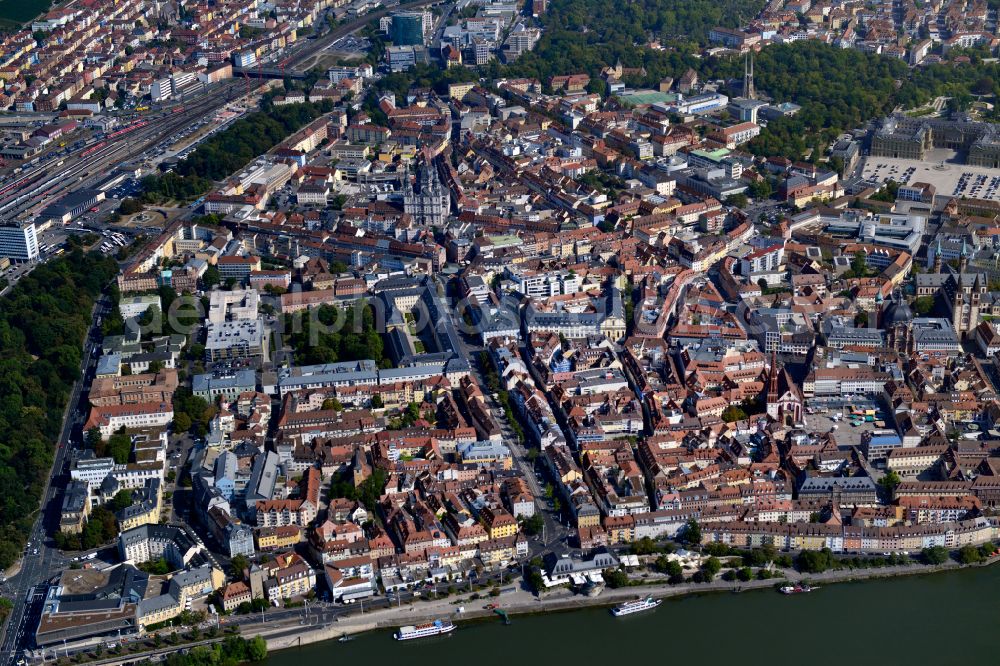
[0,0,50,30]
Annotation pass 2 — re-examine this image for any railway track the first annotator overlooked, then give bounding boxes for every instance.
[0,83,243,221]
[0,0,448,222]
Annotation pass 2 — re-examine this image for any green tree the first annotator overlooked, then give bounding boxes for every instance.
[684,519,701,545]
[725,193,749,209]
[869,179,900,203]
[878,470,901,494]
[230,554,249,578]
[957,544,983,565]
[701,556,722,580]
[721,405,748,422]
[109,490,134,512]
[913,295,935,315]
[246,636,268,662]
[603,568,630,588]
[796,548,835,573]
[202,265,221,288]
[747,178,773,200]
[107,431,132,464]
[118,198,143,215]
[321,397,344,411]
[521,514,544,536]
[849,251,870,277]
[138,557,172,575]
[173,412,192,433]
[136,304,161,336]
[631,536,658,555]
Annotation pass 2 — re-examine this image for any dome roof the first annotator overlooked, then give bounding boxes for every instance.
[882,292,913,327]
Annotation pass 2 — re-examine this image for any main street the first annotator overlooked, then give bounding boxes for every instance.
[0,294,110,664]
[445,301,570,556]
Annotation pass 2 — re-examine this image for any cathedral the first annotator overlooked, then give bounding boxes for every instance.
[915,238,986,339]
[403,156,450,227]
[879,289,915,355]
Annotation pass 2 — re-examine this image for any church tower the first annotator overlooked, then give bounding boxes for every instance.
[766,351,780,420]
[403,153,451,227]
[933,237,942,274]
[744,51,756,100]
[971,272,984,331]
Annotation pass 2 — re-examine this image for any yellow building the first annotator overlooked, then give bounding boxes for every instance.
[448,82,476,100]
[477,538,516,565]
[602,515,635,545]
[117,481,163,532]
[256,525,302,551]
[136,593,183,628]
[481,507,519,540]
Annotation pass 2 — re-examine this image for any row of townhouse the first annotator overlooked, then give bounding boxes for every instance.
[701,517,998,553]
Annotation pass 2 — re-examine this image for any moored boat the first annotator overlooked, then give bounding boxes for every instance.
[394,619,456,640]
[611,596,662,617]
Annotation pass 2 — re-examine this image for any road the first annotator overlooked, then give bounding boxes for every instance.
[0,294,110,664]
[0,1,457,657]
[443,294,569,555]
[38,566,527,663]
[222,565,523,632]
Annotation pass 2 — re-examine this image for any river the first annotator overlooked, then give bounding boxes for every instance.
[267,565,998,666]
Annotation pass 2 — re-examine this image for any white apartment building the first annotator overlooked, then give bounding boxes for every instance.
[208,288,260,324]
[151,78,172,102]
[505,267,581,299]
[233,51,256,68]
[0,221,39,262]
[84,402,174,438]
[205,319,267,362]
[119,294,162,320]
[740,244,785,275]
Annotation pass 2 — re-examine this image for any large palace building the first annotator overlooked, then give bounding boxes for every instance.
[871,114,1000,168]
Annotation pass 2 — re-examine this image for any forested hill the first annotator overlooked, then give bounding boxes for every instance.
[703,42,913,158]
[0,247,118,569]
[503,0,1000,160]
[701,43,1000,157]
[506,0,764,85]
[540,0,765,46]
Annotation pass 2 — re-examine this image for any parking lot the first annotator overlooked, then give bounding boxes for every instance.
[105,177,143,200]
[860,154,1000,202]
[804,398,895,450]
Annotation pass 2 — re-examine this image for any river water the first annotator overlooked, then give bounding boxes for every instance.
[267,565,999,666]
